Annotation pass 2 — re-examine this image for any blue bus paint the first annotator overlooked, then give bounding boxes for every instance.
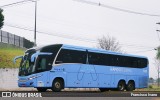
[14,44,149,92]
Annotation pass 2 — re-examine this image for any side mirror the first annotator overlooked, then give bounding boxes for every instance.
[13,55,23,64]
[31,52,53,62]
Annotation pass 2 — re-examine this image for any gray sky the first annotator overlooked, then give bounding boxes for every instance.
[0,0,160,79]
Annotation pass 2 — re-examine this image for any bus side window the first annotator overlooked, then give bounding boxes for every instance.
[36,57,47,71]
[72,50,86,64]
[35,55,53,72]
[110,55,115,66]
[88,52,106,65]
[40,58,46,70]
[55,49,72,63]
[88,52,97,65]
[138,58,147,68]
[104,54,110,66]
[64,53,72,63]
[56,49,87,64]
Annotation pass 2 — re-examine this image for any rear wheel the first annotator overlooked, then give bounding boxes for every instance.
[51,79,63,92]
[37,87,47,92]
[126,81,135,91]
[117,81,126,91]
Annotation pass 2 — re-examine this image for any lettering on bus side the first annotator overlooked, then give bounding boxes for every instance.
[110,67,132,73]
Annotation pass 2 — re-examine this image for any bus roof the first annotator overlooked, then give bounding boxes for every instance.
[28,44,148,59]
[62,44,148,59]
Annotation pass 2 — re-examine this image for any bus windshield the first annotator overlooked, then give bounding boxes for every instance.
[19,50,36,76]
[16,44,62,76]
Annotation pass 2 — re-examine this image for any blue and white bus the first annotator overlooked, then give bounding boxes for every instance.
[14,44,149,92]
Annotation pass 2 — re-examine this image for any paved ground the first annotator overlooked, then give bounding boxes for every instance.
[0,97,160,100]
[0,91,159,100]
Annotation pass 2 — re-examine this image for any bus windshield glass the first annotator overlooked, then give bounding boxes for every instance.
[18,44,62,76]
[19,49,36,76]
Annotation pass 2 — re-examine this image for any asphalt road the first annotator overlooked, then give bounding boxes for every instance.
[0,91,160,100]
[0,97,160,100]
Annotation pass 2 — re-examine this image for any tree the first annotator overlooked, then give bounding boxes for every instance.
[155,46,160,87]
[156,46,160,59]
[23,38,34,48]
[157,78,160,83]
[154,58,160,87]
[97,35,121,52]
[0,8,4,29]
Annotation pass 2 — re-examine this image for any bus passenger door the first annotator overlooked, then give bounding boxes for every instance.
[35,55,51,87]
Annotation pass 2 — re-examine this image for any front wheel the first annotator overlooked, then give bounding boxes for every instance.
[51,79,63,92]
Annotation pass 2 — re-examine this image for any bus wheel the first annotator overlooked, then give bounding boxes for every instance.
[99,88,109,92]
[126,81,135,91]
[52,79,63,92]
[37,87,47,92]
[117,81,125,91]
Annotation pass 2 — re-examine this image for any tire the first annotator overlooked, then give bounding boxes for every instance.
[52,79,63,92]
[99,88,109,92]
[126,81,135,91]
[117,81,126,91]
[37,87,47,92]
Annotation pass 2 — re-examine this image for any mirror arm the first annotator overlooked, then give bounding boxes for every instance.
[13,55,23,64]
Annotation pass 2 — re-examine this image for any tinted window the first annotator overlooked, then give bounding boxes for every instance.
[35,55,53,73]
[88,52,103,65]
[137,58,148,68]
[88,52,148,68]
[34,45,62,73]
[56,49,86,64]
[40,44,62,65]
[88,52,118,66]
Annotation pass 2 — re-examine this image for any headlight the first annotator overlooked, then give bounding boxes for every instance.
[28,76,36,80]
[28,75,42,80]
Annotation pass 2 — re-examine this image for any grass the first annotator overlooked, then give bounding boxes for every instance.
[135,84,160,91]
[0,43,25,68]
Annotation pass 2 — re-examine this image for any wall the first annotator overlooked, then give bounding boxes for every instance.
[0,68,36,91]
[0,30,23,47]
[0,30,34,48]
[0,68,98,91]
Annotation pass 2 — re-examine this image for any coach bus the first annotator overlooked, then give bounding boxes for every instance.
[14,44,149,92]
